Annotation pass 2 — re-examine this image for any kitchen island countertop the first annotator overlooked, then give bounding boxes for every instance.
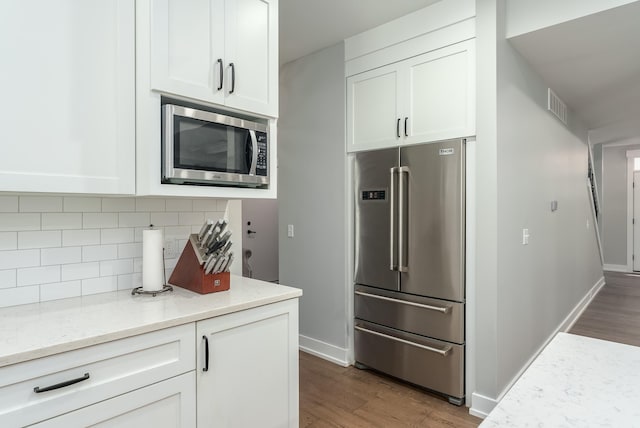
[480,332,640,427]
[0,275,301,367]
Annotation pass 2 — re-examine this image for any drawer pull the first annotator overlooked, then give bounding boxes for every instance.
[202,335,210,372]
[33,373,90,393]
[355,291,452,314]
[355,326,451,356]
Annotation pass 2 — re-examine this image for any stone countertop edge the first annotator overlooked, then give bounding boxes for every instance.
[0,275,302,368]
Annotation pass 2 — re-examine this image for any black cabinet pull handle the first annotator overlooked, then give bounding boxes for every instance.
[404,117,408,137]
[229,62,236,94]
[202,335,209,372]
[34,373,90,393]
[396,118,400,138]
[216,58,224,91]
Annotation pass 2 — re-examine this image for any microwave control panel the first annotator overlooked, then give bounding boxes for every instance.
[256,132,268,176]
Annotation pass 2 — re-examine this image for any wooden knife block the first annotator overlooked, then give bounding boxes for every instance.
[168,236,230,294]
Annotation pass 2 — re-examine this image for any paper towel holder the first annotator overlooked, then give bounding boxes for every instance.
[132,225,174,297]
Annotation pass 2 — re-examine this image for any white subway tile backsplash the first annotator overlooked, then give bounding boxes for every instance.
[0,213,40,231]
[179,212,204,226]
[193,199,219,212]
[100,259,133,277]
[119,212,150,227]
[18,231,61,249]
[150,212,179,227]
[62,229,101,247]
[61,262,100,281]
[17,266,60,286]
[41,247,81,266]
[82,245,118,262]
[164,226,192,241]
[0,269,16,289]
[117,273,141,290]
[136,198,165,212]
[82,276,117,295]
[0,286,39,308]
[102,198,135,212]
[0,232,17,250]
[64,197,101,212]
[19,196,62,212]
[101,228,134,244]
[118,242,142,259]
[42,213,81,230]
[0,195,229,307]
[40,281,81,302]
[0,249,40,269]
[166,198,193,212]
[0,196,19,212]
[83,213,118,229]
[217,200,229,211]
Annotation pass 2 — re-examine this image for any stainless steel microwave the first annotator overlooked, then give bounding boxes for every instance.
[162,104,268,188]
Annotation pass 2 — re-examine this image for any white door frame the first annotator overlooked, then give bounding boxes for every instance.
[626,150,640,271]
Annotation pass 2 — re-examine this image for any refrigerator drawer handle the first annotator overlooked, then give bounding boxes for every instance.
[355,291,451,314]
[355,325,452,356]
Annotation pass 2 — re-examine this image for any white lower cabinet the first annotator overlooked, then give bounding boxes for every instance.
[197,299,299,427]
[32,372,196,428]
[0,298,299,427]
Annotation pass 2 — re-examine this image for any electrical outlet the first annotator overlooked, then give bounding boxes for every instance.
[522,228,530,245]
[287,224,294,238]
[164,239,179,258]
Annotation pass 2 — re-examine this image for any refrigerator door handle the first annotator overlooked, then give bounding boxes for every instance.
[390,167,398,271]
[355,290,452,314]
[355,325,452,356]
[398,166,410,272]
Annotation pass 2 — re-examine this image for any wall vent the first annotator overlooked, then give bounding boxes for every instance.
[547,88,567,125]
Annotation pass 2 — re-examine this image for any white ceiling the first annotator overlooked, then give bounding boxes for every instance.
[508,2,640,145]
[279,0,440,65]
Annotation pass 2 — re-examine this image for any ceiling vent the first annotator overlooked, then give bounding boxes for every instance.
[547,88,567,125]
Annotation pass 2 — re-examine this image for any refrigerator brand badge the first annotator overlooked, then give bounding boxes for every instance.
[439,148,455,156]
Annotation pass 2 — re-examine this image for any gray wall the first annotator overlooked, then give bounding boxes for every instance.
[475,0,603,403]
[278,43,348,352]
[600,143,640,266]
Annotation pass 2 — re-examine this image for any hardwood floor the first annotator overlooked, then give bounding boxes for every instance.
[570,271,640,347]
[299,351,481,427]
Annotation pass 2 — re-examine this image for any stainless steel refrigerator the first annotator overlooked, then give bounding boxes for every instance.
[354,139,465,405]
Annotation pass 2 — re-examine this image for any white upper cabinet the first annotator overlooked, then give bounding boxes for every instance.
[150,0,278,118]
[347,63,403,150]
[0,0,135,194]
[347,40,475,152]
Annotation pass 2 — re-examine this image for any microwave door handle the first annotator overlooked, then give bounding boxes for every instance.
[249,130,258,175]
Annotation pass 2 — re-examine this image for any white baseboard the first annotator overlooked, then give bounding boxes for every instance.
[469,393,497,419]
[603,263,628,272]
[468,276,605,418]
[299,335,349,367]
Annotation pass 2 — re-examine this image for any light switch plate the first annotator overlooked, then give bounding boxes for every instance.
[522,228,530,245]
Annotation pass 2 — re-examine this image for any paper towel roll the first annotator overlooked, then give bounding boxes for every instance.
[142,229,164,292]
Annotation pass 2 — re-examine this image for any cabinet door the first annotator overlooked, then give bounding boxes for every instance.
[347,63,403,152]
[150,0,225,104]
[0,0,135,194]
[224,0,278,117]
[197,299,299,427]
[403,40,475,145]
[31,372,196,428]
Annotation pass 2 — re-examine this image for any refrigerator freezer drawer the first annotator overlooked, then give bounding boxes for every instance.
[354,321,464,400]
[355,285,464,344]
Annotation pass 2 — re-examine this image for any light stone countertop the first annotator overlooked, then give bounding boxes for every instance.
[480,332,640,427]
[0,275,302,367]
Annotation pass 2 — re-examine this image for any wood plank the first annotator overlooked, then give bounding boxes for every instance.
[299,351,480,427]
